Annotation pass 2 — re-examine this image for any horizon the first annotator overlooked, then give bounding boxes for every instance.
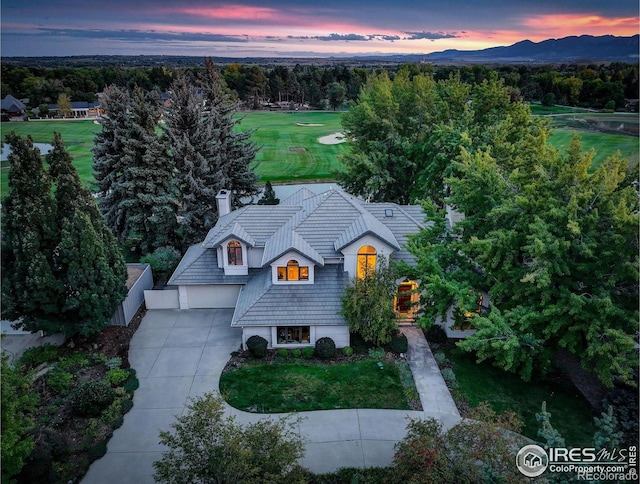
[2,1,638,58]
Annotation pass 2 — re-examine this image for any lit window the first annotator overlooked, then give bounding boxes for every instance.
[227,240,243,265]
[277,326,310,344]
[277,260,309,281]
[357,245,377,278]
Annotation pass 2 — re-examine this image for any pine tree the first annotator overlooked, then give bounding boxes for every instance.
[163,72,220,248]
[257,181,279,205]
[1,133,60,330]
[199,58,259,206]
[47,132,127,336]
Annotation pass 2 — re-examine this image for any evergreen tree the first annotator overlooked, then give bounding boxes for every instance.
[199,58,259,206]
[257,181,279,205]
[163,72,220,248]
[47,132,127,336]
[1,133,60,330]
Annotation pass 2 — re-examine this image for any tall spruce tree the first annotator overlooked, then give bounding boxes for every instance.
[199,58,259,206]
[48,132,127,336]
[163,72,220,248]
[1,133,60,330]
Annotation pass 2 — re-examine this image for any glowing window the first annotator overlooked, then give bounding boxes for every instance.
[227,240,243,265]
[277,326,311,344]
[357,245,377,278]
[277,260,309,281]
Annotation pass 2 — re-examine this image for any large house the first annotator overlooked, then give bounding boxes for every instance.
[168,187,427,349]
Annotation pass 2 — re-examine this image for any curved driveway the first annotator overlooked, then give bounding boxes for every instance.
[83,309,460,483]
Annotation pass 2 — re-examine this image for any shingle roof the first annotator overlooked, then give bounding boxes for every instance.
[205,222,256,248]
[1,95,25,112]
[168,244,248,285]
[231,265,349,327]
[261,229,325,267]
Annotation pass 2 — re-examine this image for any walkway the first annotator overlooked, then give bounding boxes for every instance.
[83,309,460,483]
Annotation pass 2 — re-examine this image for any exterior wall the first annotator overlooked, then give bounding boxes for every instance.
[340,234,396,279]
[248,247,264,268]
[240,325,350,349]
[144,289,180,309]
[184,285,242,309]
[241,326,272,349]
[270,251,315,285]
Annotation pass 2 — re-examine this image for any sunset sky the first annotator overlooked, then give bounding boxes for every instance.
[2,0,638,57]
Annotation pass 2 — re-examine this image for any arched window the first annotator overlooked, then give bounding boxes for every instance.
[227,240,243,265]
[357,245,377,278]
[277,260,309,281]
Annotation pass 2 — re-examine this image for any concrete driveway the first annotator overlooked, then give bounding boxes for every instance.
[83,309,460,483]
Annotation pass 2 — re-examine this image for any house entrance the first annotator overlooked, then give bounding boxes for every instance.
[395,280,419,320]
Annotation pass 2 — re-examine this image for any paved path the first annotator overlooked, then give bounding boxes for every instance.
[83,309,460,483]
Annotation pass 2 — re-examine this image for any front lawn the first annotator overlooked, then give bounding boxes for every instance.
[440,346,597,448]
[220,359,411,413]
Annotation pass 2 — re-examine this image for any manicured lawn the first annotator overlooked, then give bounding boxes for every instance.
[239,111,348,182]
[548,128,639,169]
[220,360,410,413]
[442,347,597,447]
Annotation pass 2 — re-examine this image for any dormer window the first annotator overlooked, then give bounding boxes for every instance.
[227,240,243,265]
[357,245,377,279]
[277,260,309,281]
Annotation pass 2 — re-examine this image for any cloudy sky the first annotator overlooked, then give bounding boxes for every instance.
[2,0,638,57]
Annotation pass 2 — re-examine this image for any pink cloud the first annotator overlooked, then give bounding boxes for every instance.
[523,14,639,37]
[178,5,283,22]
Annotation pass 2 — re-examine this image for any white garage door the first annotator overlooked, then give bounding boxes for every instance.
[186,285,241,309]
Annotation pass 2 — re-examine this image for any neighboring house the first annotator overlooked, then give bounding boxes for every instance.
[46,101,101,118]
[168,188,427,349]
[1,95,26,119]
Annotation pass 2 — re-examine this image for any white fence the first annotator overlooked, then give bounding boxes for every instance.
[111,264,154,326]
[144,289,180,309]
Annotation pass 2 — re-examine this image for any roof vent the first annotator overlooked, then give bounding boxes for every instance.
[385,209,394,217]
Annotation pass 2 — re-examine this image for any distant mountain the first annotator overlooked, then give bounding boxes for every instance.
[426,34,639,64]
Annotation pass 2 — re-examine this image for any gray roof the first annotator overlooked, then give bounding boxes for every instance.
[1,95,25,112]
[232,265,349,327]
[206,222,256,248]
[168,244,249,285]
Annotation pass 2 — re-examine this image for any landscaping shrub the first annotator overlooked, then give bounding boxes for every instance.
[440,367,459,389]
[18,344,62,368]
[71,381,116,416]
[433,352,448,366]
[302,347,314,359]
[291,349,302,358]
[349,332,370,354]
[105,357,122,369]
[341,346,354,357]
[278,348,289,358]
[122,368,139,393]
[120,398,134,413]
[105,368,129,386]
[390,332,408,354]
[246,335,268,358]
[368,347,385,359]
[46,369,74,393]
[425,324,448,345]
[87,440,108,463]
[315,337,336,359]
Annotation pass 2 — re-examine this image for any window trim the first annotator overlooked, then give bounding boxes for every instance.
[227,240,243,266]
[277,259,309,281]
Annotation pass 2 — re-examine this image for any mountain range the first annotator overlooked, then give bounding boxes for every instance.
[424,34,639,64]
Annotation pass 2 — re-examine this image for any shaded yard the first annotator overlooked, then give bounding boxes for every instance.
[220,360,411,413]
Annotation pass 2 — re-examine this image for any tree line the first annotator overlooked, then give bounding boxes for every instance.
[2,59,259,337]
[2,61,638,112]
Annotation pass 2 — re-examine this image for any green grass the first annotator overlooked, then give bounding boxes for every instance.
[443,347,597,448]
[219,360,410,413]
[239,111,348,182]
[548,129,639,168]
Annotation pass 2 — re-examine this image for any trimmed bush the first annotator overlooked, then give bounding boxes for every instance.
[315,337,336,360]
[440,367,459,389]
[18,343,61,368]
[246,335,268,358]
[105,368,129,386]
[71,381,116,416]
[46,369,74,393]
[87,440,108,463]
[291,349,302,358]
[341,346,354,357]
[302,347,314,359]
[121,398,134,413]
[278,348,289,358]
[390,332,408,354]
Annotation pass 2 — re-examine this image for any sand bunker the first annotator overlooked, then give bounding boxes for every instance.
[289,147,306,152]
[296,122,325,127]
[318,132,347,145]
